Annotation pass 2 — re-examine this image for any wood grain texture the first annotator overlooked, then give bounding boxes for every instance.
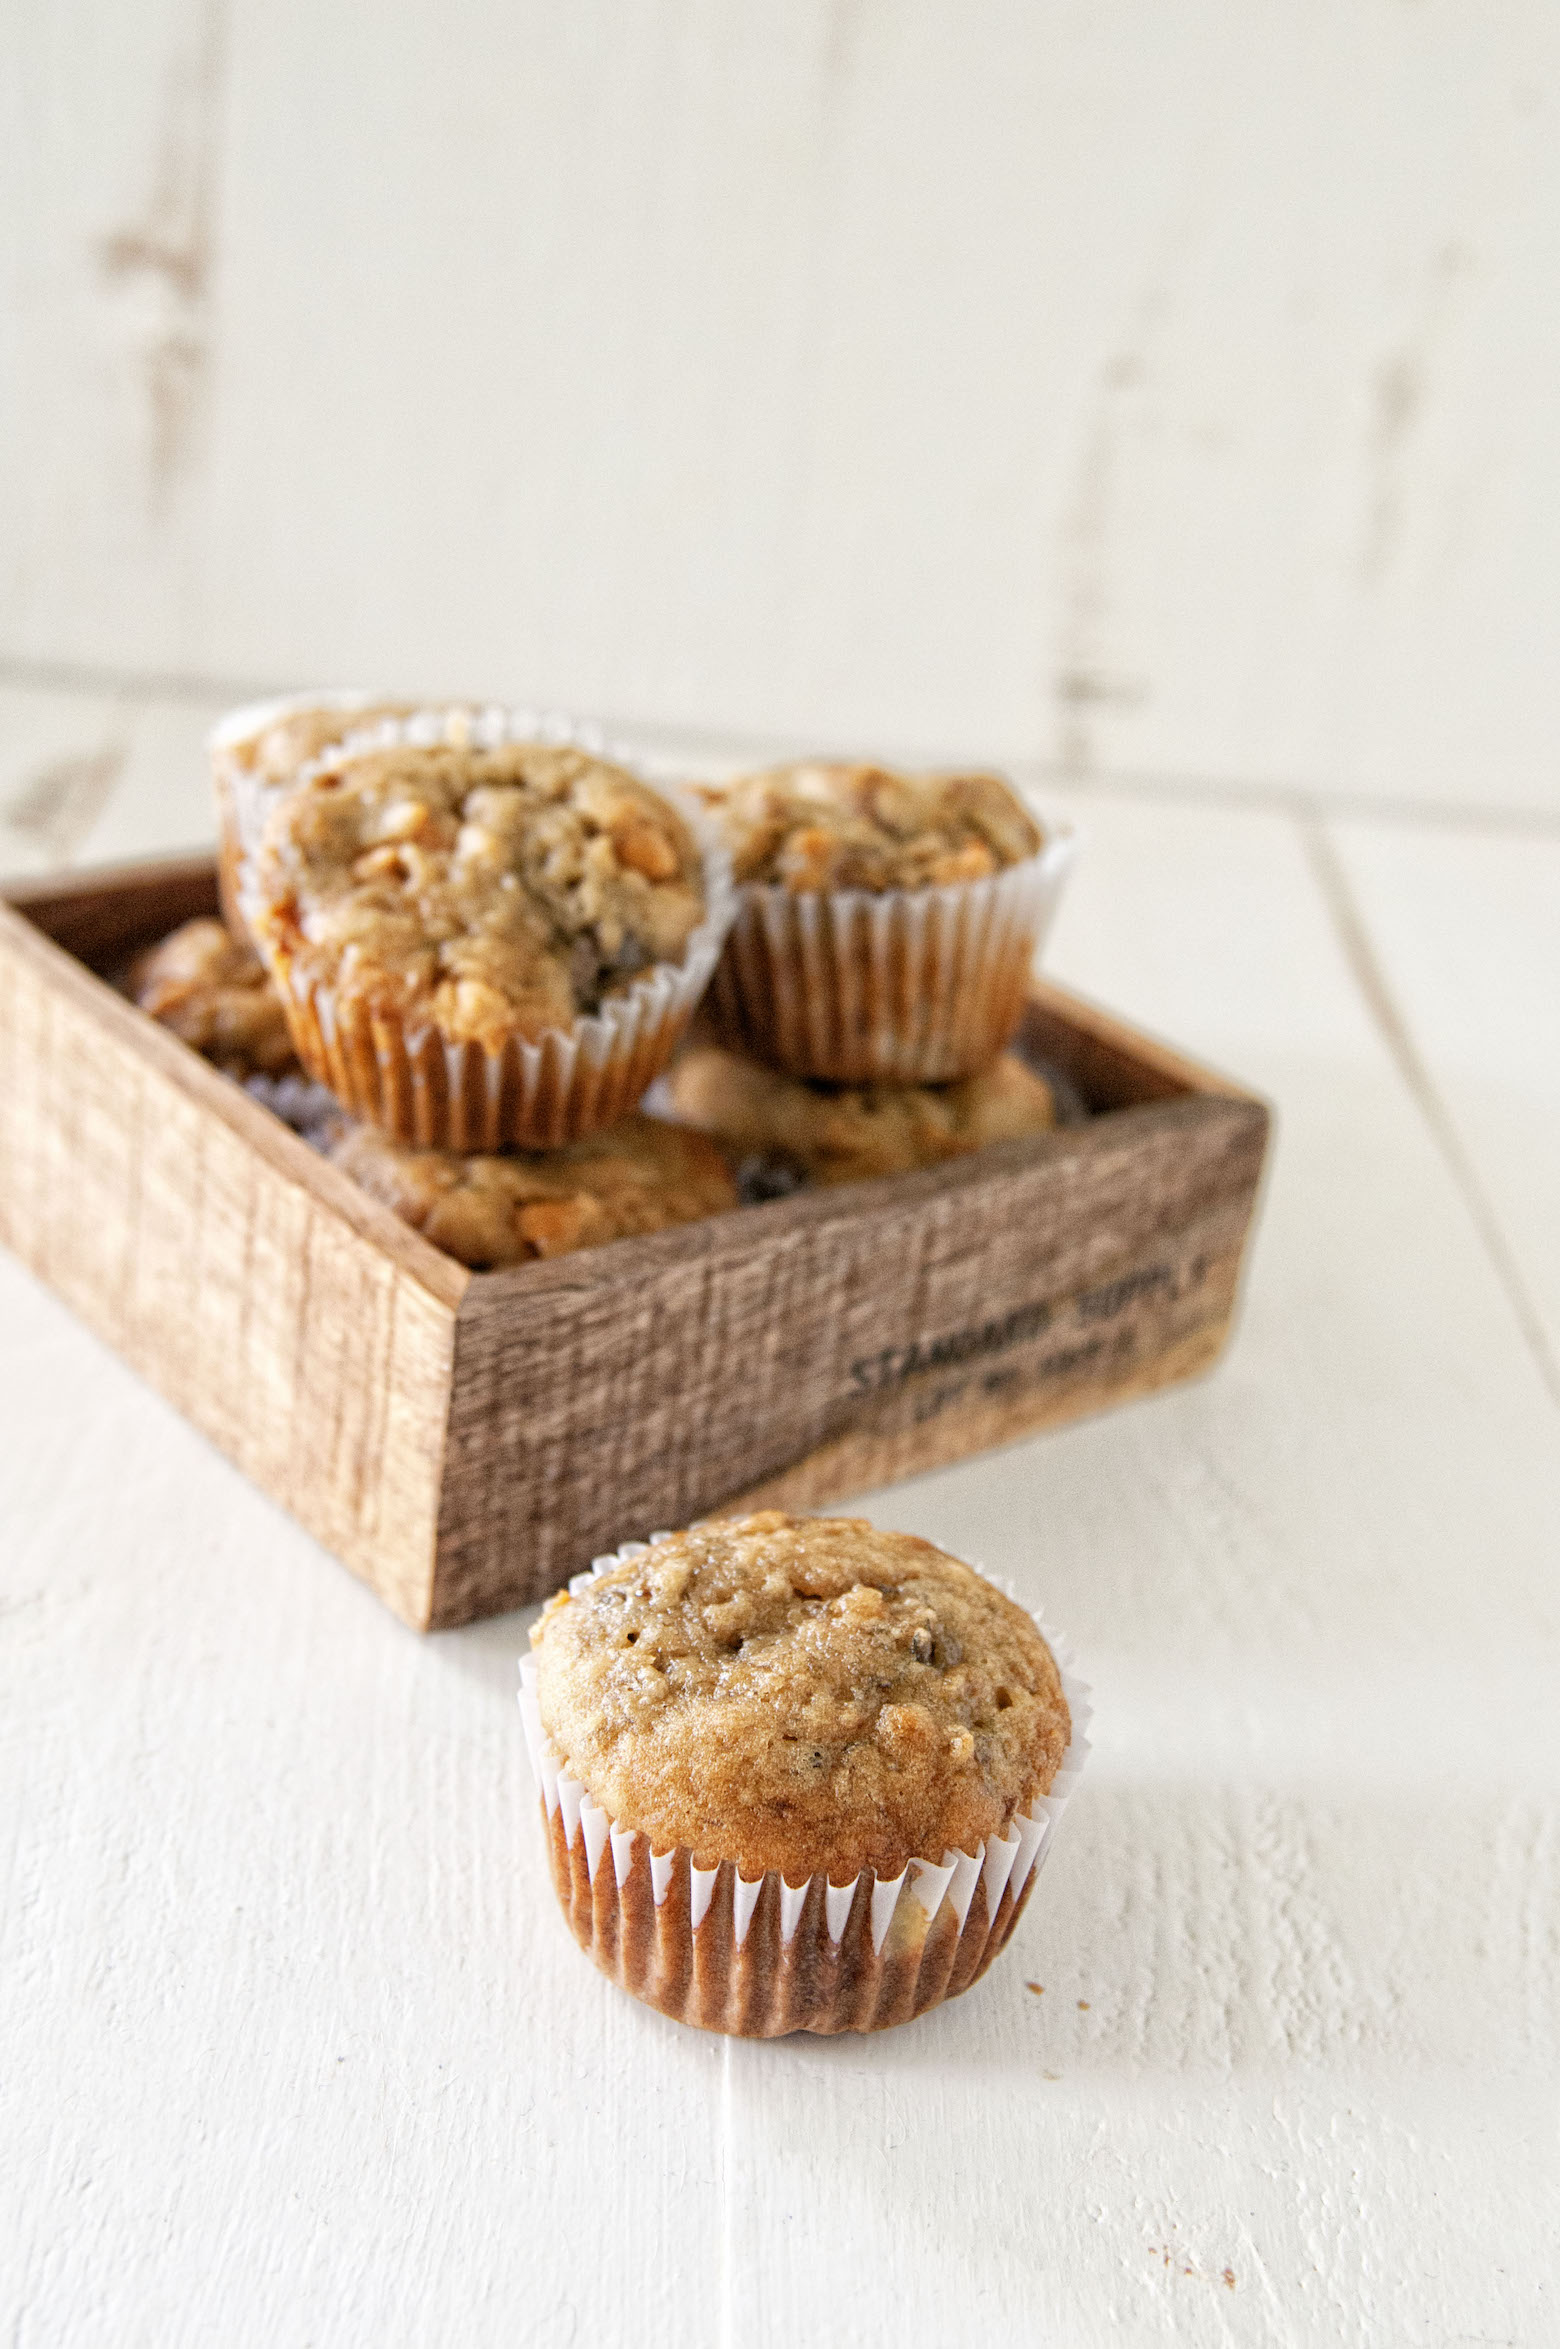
[0,871,463,1627]
[437,1090,1266,1624]
[0,857,1268,1631]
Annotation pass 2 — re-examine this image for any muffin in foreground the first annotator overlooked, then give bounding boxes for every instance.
[520,1512,1089,2037]
[662,1043,1057,1189]
[122,917,300,1077]
[246,707,735,1149]
[327,1115,737,1269]
[700,761,1075,1083]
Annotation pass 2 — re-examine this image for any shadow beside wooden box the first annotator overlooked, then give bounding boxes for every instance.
[0,856,1272,1630]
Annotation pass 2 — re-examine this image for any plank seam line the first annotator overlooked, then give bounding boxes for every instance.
[2,651,1559,842]
[719,2035,734,2349]
[1300,811,1560,1416]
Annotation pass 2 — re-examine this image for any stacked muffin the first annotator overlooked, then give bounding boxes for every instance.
[126,700,743,1269]
[662,759,1075,1188]
[125,717,1075,1264]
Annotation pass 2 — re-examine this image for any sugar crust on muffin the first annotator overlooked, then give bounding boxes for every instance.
[703,762,1040,892]
[531,1512,1070,1881]
[328,1114,736,1268]
[123,917,299,1078]
[663,1044,1056,1186]
[252,740,707,1050]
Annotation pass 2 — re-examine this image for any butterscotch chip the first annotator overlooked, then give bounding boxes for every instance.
[532,1513,1070,1881]
[122,918,299,1077]
[703,761,1041,892]
[328,1114,736,1269]
[663,1045,1056,1186]
[252,739,708,1051]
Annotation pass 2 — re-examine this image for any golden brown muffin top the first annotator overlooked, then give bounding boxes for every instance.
[123,918,299,1078]
[212,697,416,788]
[664,1044,1056,1187]
[329,1115,736,1269]
[251,740,707,1049]
[704,761,1040,892]
[532,1512,1069,1880]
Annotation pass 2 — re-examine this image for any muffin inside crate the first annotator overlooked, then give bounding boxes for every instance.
[0,854,1270,1630]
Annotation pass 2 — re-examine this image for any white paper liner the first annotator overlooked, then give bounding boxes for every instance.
[706,820,1077,1084]
[209,691,394,938]
[518,1539,1091,2038]
[243,706,738,1151]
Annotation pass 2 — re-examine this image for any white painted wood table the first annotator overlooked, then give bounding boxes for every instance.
[2,690,1556,2348]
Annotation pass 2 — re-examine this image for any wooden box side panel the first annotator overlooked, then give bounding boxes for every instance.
[1020,982,1258,1111]
[7,856,222,971]
[0,914,454,1628]
[433,1094,1268,1624]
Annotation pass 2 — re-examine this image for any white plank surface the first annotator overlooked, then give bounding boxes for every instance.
[0,1268,728,2349]
[0,686,219,877]
[2,742,1556,2345]
[7,5,1560,807]
[720,794,1560,2345]
[1326,818,1560,1394]
[0,0,224,669]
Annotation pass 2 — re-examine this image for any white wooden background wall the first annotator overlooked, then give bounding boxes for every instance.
[6,0,1560,810]
[4,10,1559,2347]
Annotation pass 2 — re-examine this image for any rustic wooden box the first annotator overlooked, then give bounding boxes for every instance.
[0,855,1270,1630]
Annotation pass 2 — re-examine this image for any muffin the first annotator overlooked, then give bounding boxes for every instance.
[209,692,414,936]
[520,1512,1090,2037]
[662,1043,1057,1189]
[700,761,1075,1083]
[327,1115,737,1269]
[713,763,1042,892]
[122,917,299,1078]
[245,708,735,1150]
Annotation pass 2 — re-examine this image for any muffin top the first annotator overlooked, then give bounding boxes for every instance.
[663,1044,1056,1187]
[329,1114,736,1269]
[704,761,1041,892]
[212,696,416,788]
[251,740,707,1049]
[532,1512,1070,1880]
[123,918,299,1078]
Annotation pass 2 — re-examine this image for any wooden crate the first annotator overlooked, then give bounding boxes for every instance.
[0,855,1271,1630]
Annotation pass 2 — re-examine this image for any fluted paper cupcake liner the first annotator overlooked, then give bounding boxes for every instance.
[705,822,1077,1084]
[247,707,738,1151]
[209,690,390,939]
[518,1541,1091,2038]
